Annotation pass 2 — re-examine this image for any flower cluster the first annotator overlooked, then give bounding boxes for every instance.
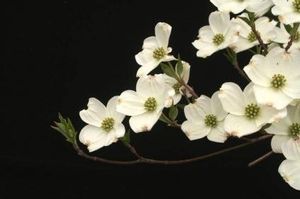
[53,0,300,191]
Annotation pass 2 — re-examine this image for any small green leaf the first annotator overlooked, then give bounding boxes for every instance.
[238,17,251,26]
[168,106,178,121]
[176,103,185,110]
[176,59,184,77]
[159,113,171,124]
[52,113,77,144]
[120,129,131,145]
[160,63,176,78]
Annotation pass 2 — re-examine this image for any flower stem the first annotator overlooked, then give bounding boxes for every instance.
[285,23,300,52]
[248,151,273,167]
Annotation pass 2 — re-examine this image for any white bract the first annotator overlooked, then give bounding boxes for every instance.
[79,97,125,152]
[247,0,274,16]
[135,22,176,77]
[116,75,173,133]
[210,0,250,14]
[244,47,300,110]
[192,11,239,58]
[266,104,300,153]
[210,0,273,15]
[159,61,191,105]
[279,139,300,190]
[272,0,300,24]
[181,92,228,143]
[219,82,286,137]
[231,16,289,52]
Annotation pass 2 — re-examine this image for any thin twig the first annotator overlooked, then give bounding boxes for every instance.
[73,134,272,165]
[248,151,273,167]
[232,53,250,82]
[250,24,268,55]
[285,23,300,52]
[179,79,199,98]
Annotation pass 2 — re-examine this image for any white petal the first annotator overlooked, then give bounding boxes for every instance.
[282,73,300,99]
[196,95,212,114]
[181,120,210,141]
[79,125,116,152]
[106,96,125,123]
[253,85,293,109]
[197,26,215,42]
[243,54,270,87]
[79,98,106,127]
[135,50,160,77]
[142,36,158,49]
[224,114,261,137]
[112,123,126,138]
[256,106,287,127]
[209,11,230,34]
[271,135,290,153]
[155,22,172,49]
[184,103,205,123]
[136,75,166,101]
[207,121,228,143]
[282,139,300,160]
[211,91,227,121]
[117,90,145,116]
[265,117,291,136]
[218,82,246,115]
[279,160,300,190]
[129,111,161,133]
[192,39,218,58]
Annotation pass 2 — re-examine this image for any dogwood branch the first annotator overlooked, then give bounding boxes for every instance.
[285,23,300,52]
[73,134,272,165]
[248,151,273,167]
[250,23,268,55]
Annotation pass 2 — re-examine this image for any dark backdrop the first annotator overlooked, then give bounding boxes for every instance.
[3,0,300,198]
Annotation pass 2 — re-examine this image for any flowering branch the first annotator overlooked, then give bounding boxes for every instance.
[73,133,272,165]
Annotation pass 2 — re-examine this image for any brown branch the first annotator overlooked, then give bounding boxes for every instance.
[232,54,251,82]
[285,23,300,52]
[73,134,272,165]
[250,24,268,55]
[179,79,199,98]
[248,151,273,167]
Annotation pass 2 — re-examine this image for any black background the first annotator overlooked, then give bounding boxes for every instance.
[3,0,300,198]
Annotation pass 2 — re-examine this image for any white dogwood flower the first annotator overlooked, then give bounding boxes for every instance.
[181,92,229,143]
[219,82,287,137]
[244,47,300,110]
[116,75,173,133]
[247,0,274,16]
[279,139,300,190]
[79,97,125,152]
[272,0,300,24]
[266,104,300,153]
[159,61,191,105]
[231,16,289,52]
[192,11,239,58]
[210,0,250,14]
[135,22,176,77]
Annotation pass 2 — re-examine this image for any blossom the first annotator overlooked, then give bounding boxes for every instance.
[266,104,300,153]
[231,16,289,52]
[192,11,239,58]
[79,97,125,152]
[218,82,286,137]
[116,75,173,133]
[211,0,273,15]
[272,0,300,24]
[244,47,300,110]
[181,92,229,143]
[135,22,176,77]
[278,139,300,190]
[247,0,274,16]
[159,61,191,105]
[210,0,251,14]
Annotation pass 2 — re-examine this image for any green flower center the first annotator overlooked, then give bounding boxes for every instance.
[204,114,218,128]
[293,0,300,13]
[245,103,260,120]
[153,47,166,60]
[101,117,115,132]
[144,97,157,112]
[173,83,181,94]
[289,123,300,138]
[247,31,257,43]
[213,34,225,46]
[271,74,286,89]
